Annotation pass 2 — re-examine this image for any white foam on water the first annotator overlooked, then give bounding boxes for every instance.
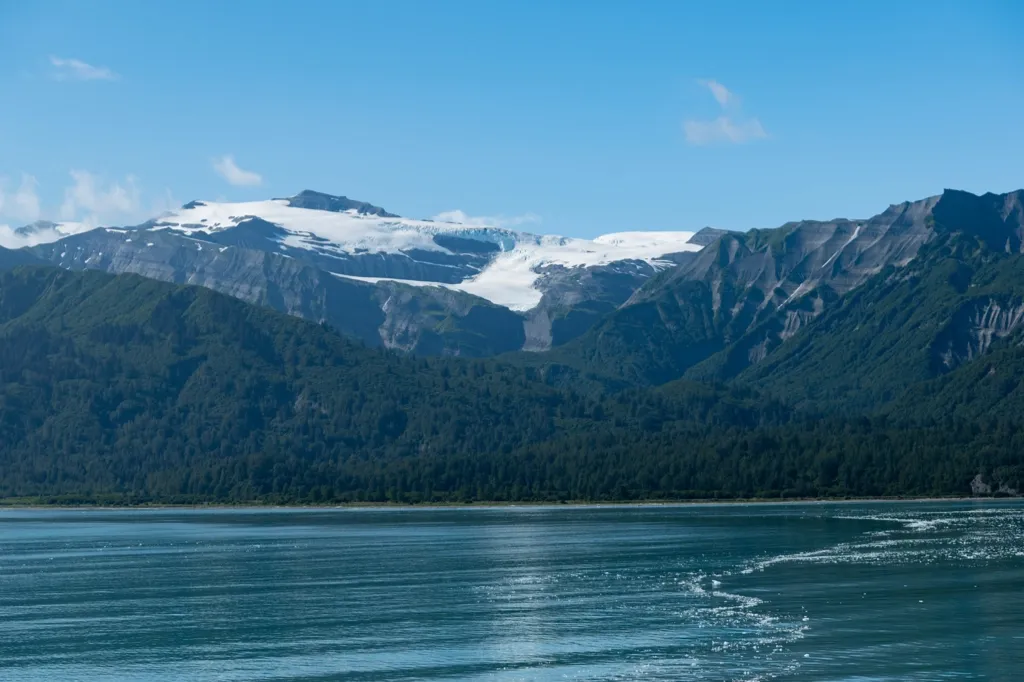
[744,506,1024,574]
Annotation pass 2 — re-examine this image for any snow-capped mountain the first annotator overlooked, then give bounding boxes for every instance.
[148,190,703,311]
[22,190,711,356]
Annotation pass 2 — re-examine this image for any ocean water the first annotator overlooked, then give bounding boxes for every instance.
[0,501,1021,681]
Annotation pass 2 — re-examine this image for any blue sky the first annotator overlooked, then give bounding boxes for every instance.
[1,0,1021,237]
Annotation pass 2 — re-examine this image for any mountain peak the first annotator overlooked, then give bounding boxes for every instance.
[686,227,730,247]
[931,188,1024,252]
[14,220,61,236]
[280,190,398,218]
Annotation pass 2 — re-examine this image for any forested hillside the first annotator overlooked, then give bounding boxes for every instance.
[0,246,42,270]
[0,266,1021,504]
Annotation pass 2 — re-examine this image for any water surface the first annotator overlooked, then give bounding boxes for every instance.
[1,501,1021,681]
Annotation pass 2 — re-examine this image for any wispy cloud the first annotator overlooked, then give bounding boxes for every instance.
[0,174,44,248]
[432,209,541,229]
[698,79,735,108]
[0,222,62,249]
[684,79,767,146]
[683,117,768,146]
[149,188,182,218]
[60,170,141,224]
[0,170,178,248]
[213,155,263,187]
[49,56,119,81]
[0,174,42,223]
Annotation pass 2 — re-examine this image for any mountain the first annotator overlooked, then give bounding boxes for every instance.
[26,191,704,356]
[280,189,398,216]
[0,246,43,271]
[560,189,1022,386]
[6,187,1024,503]
[28,227,531,357]
[1,265,1020,504]
[727,190,1024,411]
[684,227,731,247]
[15,187,1024,391]
[0,265,775,502]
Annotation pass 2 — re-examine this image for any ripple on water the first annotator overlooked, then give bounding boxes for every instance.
[0,501,1021,681]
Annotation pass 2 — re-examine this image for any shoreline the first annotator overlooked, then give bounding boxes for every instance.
[1,494,1020,512]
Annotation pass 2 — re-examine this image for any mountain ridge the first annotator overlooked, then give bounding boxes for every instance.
[559,188,1023,387]
[8,186,1024,374]
[17,189,704,356]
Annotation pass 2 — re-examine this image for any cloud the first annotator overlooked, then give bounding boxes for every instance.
[683,117,768,146]
[0,222,65,249]
[699,79,735,108]
[49,56,119,81]
[213,155,263,187]
[432,209,541,229]
[684,79,768,146]
[149,188,182,218]
[59,170,141,225]
[0,174,56,248]
[0,174,42,223]
[0,171,178,248]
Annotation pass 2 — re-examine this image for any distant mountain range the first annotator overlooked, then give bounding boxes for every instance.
[12,190,706,356]
[1,186,1023,503]
[10,187,1022,376]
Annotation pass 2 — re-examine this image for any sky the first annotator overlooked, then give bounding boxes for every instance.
[0,0,1022,239]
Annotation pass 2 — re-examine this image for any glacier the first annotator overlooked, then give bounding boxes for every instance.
[147,194,704,311]
[10,190,709,319]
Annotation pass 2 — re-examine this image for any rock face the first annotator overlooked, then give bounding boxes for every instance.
[709,189,1024,408]
[567,189,1024,386]
[971,474,1021,497]
[930,189,1024,252]
[933,298,1024,370]
[24,190,703,356]
[281,189,398,217]
[28,228,531,356]
[684,227,731,247]
[23,185,1022,371]
[634,194,939,310]
[31,229,387,348]
[971,474,993,495]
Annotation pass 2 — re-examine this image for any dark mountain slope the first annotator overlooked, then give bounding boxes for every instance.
[555,189,1024,388]
[893,334,1024,425]
[732,234,1024,411]
[280,189,398,217]
[28,228,526,357]
[0,267,558,466]
[692,189,1024,383]
[555,194,941,385]
[696,189,1024,411]
[0,267,1020,502]
[0,246,43,271]
[0,266,781,502]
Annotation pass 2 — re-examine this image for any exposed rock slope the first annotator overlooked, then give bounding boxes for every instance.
[23,191,704,355]
[564,189,1024,386]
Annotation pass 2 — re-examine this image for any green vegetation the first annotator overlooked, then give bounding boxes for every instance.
[0,246,41,270]
[0,264,1022,505]
[736,234,1024,411]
